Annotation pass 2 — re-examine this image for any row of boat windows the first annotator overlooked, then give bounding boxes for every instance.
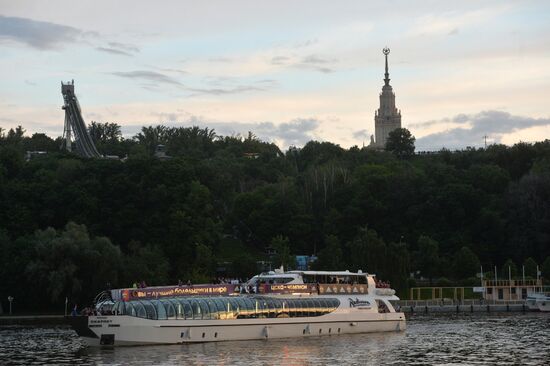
[112,296,340,320]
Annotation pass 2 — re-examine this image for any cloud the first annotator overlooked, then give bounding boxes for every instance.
[188,85,264,96]
[110,69,273,95]
[160,68,188,75]
[353,129,369,139]
[122,117,321,148]
[208,57,234,63]
[96,46,133,56]
[96,41,139,56]
[270,54,337,73]
[187,75,277,96]
[302,55,334,65]
[108,42,139,53]
[0,15,91,50]
[96,41,140,56]
[210,117,321,148]
[110,70,183,86]
[447,28,459,36]
[271,56,290,65]
[416,111,550,150]
[293,39,318,48]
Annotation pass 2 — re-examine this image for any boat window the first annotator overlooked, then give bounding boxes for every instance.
[125,302,136,317]
[227,298,240,318]
[198,299,210,320]
[308,299,318,316]
[152,300,167,320]
[254,299,263,317]
[169,299,184,319]
[212,298,227,319]
[113,301,125,315]
[161,300,176,319]
[134,301,147,319]
[299,298,308,317]
[179,299,193,320]
[276,277,294,284]
[376,299,391,313]
[286,299,296,317]
[191,299,202,320]
[311,299,322,314]
[141,300,157,319]
[120,296,340,320]
[207,299,219,320]
[242,297,255,316]
[317,298,329,312]
[293,299,304,317]
[263,298,276,318]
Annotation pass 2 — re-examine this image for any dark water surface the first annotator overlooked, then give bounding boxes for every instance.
[0,313,549,365]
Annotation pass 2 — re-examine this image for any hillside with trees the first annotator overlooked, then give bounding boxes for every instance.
[1,123,550,311]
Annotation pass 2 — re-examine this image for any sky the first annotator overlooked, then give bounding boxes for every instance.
[0,0,549,151]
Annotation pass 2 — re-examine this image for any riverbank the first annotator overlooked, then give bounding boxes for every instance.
[396,299,531,313]
[0,315,66,326]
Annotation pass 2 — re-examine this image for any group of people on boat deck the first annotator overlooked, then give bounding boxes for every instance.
[375,280,391,288]
[132,281,148,289]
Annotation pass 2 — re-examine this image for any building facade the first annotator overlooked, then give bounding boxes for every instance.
[371,48,402,149]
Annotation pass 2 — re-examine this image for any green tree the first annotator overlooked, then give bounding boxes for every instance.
[26,222,123,304]
[501,258,518,279]
[271,235,294,270]
[522,257,538,278]
[192,243,215,282]
[385,128,415,157]
[124,241,170,287]
[231,254,258,280]
[417,235,439,284]
[314,235,343,270]
[386,241,410,293]
[541,256,550,280]
[348,227,387,277]
[452,246,480,280]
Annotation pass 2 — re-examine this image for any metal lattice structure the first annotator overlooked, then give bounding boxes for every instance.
[61,80,101,158]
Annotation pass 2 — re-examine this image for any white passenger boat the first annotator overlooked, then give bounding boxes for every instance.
[532,294,550,312]
[70,270,406,346]
[525,292,550,311]
[525,293,546,310]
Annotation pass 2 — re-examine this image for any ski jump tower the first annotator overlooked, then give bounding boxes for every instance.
[61,80,101,158]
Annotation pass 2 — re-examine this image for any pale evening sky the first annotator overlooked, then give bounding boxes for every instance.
[1,0,549,150]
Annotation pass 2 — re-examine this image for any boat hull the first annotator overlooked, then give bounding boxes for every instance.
[536,299,550,312]
[76,314,406,347]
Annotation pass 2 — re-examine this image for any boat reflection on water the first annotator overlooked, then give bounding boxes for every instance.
[81,331,408,366]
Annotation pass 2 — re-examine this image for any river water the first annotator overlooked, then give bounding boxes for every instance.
[0,313,548,365]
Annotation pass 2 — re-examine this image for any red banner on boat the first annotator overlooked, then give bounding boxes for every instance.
[121,284,238,300]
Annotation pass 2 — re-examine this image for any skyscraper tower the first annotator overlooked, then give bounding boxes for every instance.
[373,47,401,148]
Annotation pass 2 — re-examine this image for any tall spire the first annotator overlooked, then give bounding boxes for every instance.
[383,47,390,86]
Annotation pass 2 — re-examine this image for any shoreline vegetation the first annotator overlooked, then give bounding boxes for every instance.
[1,123,550,313]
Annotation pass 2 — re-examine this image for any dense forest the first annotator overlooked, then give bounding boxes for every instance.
[1,123,550,312]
